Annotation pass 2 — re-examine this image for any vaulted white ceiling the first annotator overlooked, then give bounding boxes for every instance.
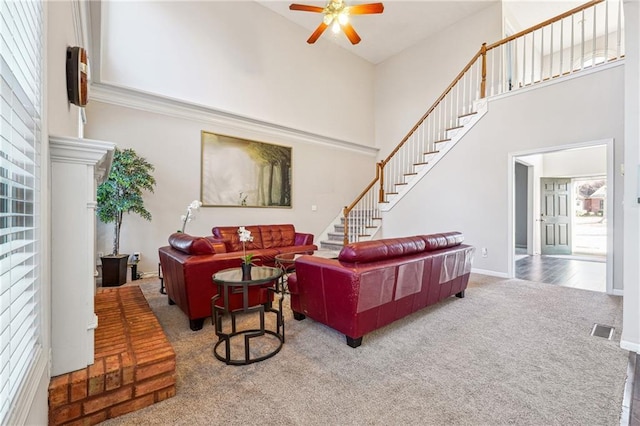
[256,0,586,64]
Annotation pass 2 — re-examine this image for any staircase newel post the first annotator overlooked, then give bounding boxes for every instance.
[342,206,349,245]
[480,42,487,99]
[377,161,385,203]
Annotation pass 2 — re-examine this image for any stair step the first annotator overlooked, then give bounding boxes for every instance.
[404,172,418,177]
[334,225,372,232]
[434,139,451,144]
[424,150,439,155]
[327,232,344,241]
[320,241,344,251]
[458,111,477,118]
[414,162,428,166]
[446,125,464,131]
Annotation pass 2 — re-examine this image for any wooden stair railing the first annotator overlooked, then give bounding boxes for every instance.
[342,0,624,245]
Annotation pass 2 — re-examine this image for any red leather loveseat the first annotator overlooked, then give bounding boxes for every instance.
[287,232,474,347]
[158,224,316,330]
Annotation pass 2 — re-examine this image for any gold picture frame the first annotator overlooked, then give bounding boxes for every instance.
[200,131,292,207]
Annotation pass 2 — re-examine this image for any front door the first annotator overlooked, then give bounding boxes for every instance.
[540,178,572,255]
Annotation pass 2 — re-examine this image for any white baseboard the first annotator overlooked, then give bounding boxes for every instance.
[471,268,509,278]
[620,339,640,354]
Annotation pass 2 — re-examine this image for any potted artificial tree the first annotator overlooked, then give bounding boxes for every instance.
[97,147,156,286]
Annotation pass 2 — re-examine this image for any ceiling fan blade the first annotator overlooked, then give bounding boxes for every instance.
[307,22,329,44]
[348,3,384,15]
[289,4,325,13]
[342,22,361,45]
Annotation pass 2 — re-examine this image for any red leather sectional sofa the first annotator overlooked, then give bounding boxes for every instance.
[287,232,474,347]
[158,224,316,330]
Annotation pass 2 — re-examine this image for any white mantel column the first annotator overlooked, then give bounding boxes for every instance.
[49,135,115,376]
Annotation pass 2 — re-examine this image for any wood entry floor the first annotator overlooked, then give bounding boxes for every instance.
[515,254,606,292]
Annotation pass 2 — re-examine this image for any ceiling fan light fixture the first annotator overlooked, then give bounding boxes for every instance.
[290,0,383,45]
[331,20,341,33]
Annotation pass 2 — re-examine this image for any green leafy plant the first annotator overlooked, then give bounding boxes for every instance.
[97,148,156,255]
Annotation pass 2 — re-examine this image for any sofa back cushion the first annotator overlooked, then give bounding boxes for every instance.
[260,224,295,249]
[338,232,464,264]
[212,226,263,252]
[338,236,426,263]
[421,232,464,250]
[168,233,215,255]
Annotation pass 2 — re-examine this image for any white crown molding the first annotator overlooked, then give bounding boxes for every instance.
[88,82,379,156]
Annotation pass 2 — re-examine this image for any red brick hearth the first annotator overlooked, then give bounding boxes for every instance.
[48,286,176,425]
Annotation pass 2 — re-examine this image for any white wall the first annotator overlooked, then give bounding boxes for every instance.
[48,1,83,138]
[374,3,503,157]
[382,65,625,290]
[86,99,376,274]
[622,0,640,352]
[99,1,375,145]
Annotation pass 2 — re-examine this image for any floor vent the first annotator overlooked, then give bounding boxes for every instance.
[591,323,614,340]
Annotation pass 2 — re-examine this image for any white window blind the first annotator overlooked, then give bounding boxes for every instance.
[0,0,43,424]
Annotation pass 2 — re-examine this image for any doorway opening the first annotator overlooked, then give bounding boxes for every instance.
[510,143,611,293]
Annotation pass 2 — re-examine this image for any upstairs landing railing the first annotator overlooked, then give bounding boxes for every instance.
[343,0,624,244]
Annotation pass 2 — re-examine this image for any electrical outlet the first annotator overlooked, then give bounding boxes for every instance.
[481,247,488,258]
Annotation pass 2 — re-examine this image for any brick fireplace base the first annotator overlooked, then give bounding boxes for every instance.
[48,286,176,425]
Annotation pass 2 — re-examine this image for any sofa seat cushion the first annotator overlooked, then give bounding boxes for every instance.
[274,245,317,256]
[212,226,263,252]
[245,248,280,265]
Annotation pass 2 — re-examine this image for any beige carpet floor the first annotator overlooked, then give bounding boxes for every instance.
[103,274,628,425]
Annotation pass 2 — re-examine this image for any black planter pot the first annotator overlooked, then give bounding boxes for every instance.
[241,263,252,280]
[101,254,129,287]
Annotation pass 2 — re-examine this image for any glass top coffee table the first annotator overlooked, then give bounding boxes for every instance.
[211,266,283,366]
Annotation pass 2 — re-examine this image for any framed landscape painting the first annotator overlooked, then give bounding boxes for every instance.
[200,131,292,208]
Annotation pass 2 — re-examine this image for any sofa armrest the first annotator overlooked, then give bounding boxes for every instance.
[294,232,314,246]
[158,248,235,319]
[290,256,359,330]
